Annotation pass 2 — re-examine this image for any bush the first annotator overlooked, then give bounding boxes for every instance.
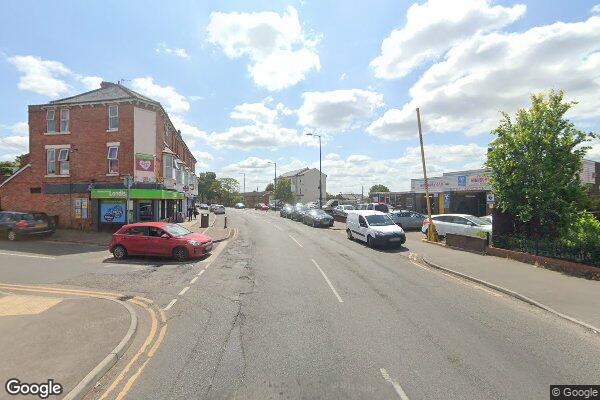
[563,212,600,248]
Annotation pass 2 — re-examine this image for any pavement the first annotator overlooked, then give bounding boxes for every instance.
[180,212,232,242]
[0,289,130,400]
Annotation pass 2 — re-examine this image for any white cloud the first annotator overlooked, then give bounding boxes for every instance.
[0,135,28,152]
[155,43,190,59]
[8,55,72,97]
[592,4,600,14]
[207,6,320,90]
[339,73,347,81]
[370,0,525,79]
[131,77,190,114]
[586,140,600,161]
[78,75,103,90]
[298,89,384,131]
[193,151,214,161]
[230,101,278,124]
[368,16,600,140]
[1,122,28,136]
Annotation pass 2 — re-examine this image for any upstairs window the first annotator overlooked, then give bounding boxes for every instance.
[46,110,55,133]
[107,146,119,174]
[57,148,70,175]
[163,154,173,180]
[46,149,56,174]
[60,109,69,132]
[108,105,119,131]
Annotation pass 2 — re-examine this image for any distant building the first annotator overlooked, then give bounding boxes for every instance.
[241,191,271,208]
[279,167,326,204]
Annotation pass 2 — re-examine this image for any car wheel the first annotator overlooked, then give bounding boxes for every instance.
[112,245,127,260]
[367,235,374,248]
[7,230,17,241]
[173,246,189,262]
[347,229,353,240]
[312,221,317,228]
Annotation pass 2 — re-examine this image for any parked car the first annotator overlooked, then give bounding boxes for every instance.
[303,209,334,227]
[355,203,390,213]
[422,214,492,238]
[333,204,355,219]
[199,204,209,210]
[481,215,493,223]
[290,205,308,221]
[388,211,426,230]
[0,211,55,241]
[234,203,246,209]
[208,204,217,212]
[212,205,226,214]
[346,210,405,248]
[255,203,269,211]
[305,201,319,209]
[109,222,213,261]
[280,204,293,217]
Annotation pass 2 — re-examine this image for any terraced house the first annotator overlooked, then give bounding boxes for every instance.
[0,82,199,231]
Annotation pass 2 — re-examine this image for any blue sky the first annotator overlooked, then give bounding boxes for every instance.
[1,0,599,193]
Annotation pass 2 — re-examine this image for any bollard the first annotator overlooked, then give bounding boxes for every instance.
[224,216,227,228]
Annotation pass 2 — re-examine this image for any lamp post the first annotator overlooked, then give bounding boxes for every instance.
[306,133,322,208]
[416,107,438,242]
[267,161,277,186]
[239,172,246,193]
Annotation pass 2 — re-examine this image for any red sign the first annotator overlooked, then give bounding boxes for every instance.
[135,158,155,172]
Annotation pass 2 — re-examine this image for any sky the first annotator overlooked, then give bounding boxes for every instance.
[1,0,599,194]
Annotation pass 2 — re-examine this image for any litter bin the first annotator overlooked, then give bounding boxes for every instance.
[200,213,209,228]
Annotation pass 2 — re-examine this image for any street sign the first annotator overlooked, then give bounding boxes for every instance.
[444,193,450,209]
[486,193,495,204]
[457,175,467,186]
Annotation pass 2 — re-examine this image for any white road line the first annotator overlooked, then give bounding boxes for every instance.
[288,235,303,248]
[311,259,343,303]
[190,277,198,284]
[198,269,206,276]
[380,368,410,400]
[178,286,190,296]
[163,299,178,311]
[0,251,56,260]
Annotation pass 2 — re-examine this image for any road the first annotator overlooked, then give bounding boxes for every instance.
[1,209,599,399]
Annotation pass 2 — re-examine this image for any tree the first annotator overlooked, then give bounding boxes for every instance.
[486,90,596,237]
[265,183,274,192]
[0,158,20,175]
[273,177,295,204]
[197,172,217,202]
[369,184,390,197]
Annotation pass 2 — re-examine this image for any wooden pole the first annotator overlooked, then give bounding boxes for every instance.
[416,108,438,241]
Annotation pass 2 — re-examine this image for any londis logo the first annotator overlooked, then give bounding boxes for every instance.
[109,190,127,198]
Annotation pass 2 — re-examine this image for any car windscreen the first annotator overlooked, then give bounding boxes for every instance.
[310,210,327,216]
[374,204,389,213]
[388,213,401,222]
[163,224,192,237]
[365,215,395,226]
[466,216,492,225]
[343,205,355,210]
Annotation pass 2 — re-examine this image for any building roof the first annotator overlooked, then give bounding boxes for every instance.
[47,81,158,106]
[280,167,327,178]
[0,163,31,188]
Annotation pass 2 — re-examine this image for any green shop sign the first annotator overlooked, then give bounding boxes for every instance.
[91,188,184,200]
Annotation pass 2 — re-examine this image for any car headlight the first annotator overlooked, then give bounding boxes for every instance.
[188,240,201,246]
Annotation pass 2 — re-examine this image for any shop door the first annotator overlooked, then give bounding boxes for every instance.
[139,200,154,222]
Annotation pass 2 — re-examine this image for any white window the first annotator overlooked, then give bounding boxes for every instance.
[46,110,55,133]
[172,158,179,181]
[60,109,69,132]
[47,149,56,174]
[108,105,118,130]
[107,146,119,174]
[58,148,70,175]
[163,154,173,180]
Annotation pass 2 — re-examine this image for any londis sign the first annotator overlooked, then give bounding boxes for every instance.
[91,189,184,200]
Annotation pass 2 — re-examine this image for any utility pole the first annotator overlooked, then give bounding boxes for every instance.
[416,108,438,242]
[361,185,364,203]
[240,172,246,193]
[306,133,323,208]
[124,174,132,224]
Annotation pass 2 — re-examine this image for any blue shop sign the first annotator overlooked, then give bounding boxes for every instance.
[101,201,126,223]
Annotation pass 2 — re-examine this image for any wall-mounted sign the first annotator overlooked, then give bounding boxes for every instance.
[91,188,184,200]
[486,193,495,204]
[101,201,126,223]
[135,153,155,172]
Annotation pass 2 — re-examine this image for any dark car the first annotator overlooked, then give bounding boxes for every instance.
[388,211,426,230]
[290,205,308,221]
[280,204,293,217]
[0,211,55,241]
[234,203,246,209]
[303,209,334,227]
[109,222,213,261]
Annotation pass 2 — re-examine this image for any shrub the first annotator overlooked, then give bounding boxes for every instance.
[563,212,600,248]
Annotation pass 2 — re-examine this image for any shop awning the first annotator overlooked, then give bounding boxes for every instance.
[91,188,184,200]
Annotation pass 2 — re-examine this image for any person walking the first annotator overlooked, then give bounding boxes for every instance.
[187,205,193,222]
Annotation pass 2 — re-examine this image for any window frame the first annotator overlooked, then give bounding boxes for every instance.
[60,109,69,132]
[46,149,56,175]
[46,109,56,133]
[108,105,119,131]
[58,148,70,175]
[107,146,119,174]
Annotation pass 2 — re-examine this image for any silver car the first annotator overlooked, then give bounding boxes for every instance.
[388,211,426,230]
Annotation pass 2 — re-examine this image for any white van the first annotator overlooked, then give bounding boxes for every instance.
[346,210,406,248]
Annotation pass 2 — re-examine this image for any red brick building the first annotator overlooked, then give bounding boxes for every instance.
[0,82,199,230]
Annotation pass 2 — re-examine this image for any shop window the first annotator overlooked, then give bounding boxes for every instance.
[107,146,119,174]
[46,110,55,133]
[108,105,119,131]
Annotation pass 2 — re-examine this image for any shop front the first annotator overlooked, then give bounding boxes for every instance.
[91,188,184,231]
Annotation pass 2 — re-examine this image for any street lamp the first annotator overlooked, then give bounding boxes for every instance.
[267,161,277,187]
[239,172,246,193]
[305,133,322,208]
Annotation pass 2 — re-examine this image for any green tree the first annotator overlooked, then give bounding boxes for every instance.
[0,158,20,175]
[273,177,295,204]
[216,177,242,206]
[197,172,217,202]
[486,90,596,237]
[369,184,390,197]
[265,183,274,192]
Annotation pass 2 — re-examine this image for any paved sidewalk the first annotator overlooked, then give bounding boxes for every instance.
[180,212,232,242]
[404,232,600,330]
[0,292,130,399]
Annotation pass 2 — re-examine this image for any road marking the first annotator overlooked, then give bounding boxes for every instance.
[190,276,198,284]
[178,286,190,296]
[163,299,177,311]
[0,251,55,260]
[198,269,206,276]
[311,259,343,303]
[289,235,303,248]
[380,368,410,400]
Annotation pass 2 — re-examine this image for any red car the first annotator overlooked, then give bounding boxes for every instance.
[109,222,213,261]
[255,203,269,211]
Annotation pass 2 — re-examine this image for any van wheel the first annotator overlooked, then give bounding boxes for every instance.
[347,229,353,240]
[367,235,374,248]
[113,245,127,260]
[173,247,188,262]
[7,230,17,241]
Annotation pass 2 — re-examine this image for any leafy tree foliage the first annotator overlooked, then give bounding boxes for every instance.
[0,158,20,175]
[486,90,595,237]
[265,183,274,192]
[368,184,390,197]
[273,178,295,204]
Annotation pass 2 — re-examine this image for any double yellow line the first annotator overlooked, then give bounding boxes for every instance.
[0,283,168,400]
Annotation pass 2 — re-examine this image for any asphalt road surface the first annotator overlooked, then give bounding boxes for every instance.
[1,209,599,399]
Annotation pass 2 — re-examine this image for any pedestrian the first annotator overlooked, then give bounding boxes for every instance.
[193,206,199,220]
[187,205,193,222]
